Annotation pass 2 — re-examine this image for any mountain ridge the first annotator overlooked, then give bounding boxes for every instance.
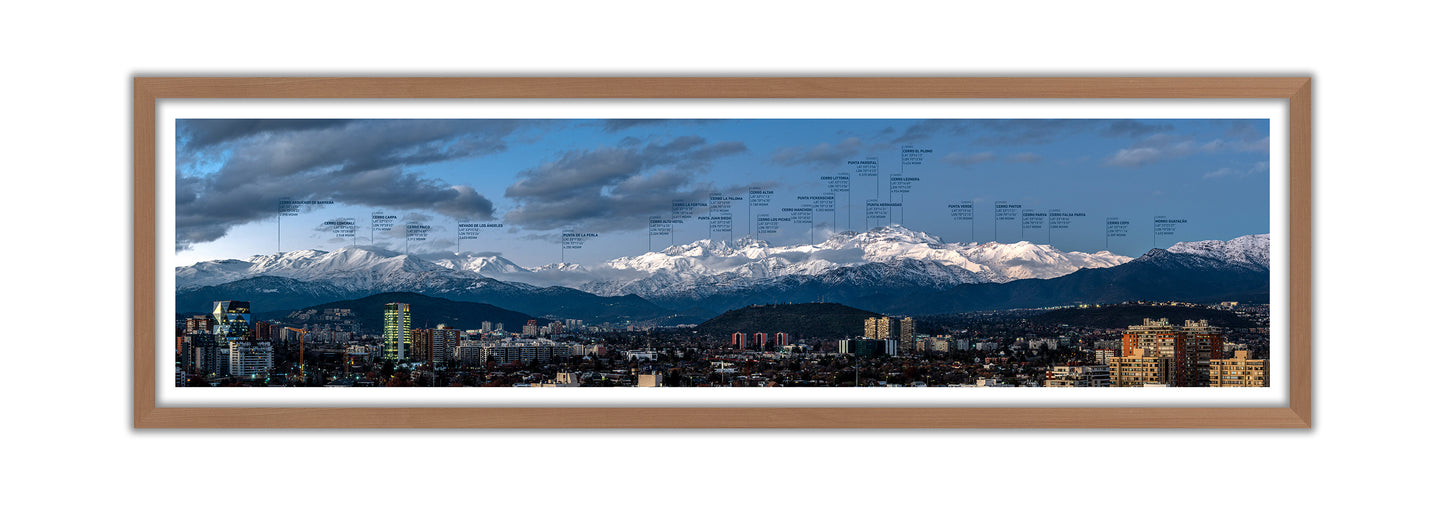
[178,225,1139,300]
[175,230,1269,322]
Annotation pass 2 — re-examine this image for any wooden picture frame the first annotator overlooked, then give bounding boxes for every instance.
[134,77,1311,428]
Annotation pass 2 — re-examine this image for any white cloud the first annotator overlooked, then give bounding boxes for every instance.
[1202,167,1237,179]
[1203,161,1268,179]
[1106,133,1268,167]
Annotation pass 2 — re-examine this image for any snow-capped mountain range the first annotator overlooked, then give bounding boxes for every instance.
[176,246,480,291]
[176,225,1134,294]
[174,228,1269,320]
[177,226,1269,304]
[576,225,1131,298]
[1165,234,1270,271]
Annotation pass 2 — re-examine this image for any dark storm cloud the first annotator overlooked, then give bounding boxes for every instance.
[886,119,1107,145]
[1102,120,1175,138]
[971,120,1095,145]
[433,186,497,219]
[770,137,864,166]
[203,120,518,186]
[1221,119,1263,139]
[881,119,1176,147]
[175,119,518,250]
[889,120,969,145]
[975,120,1177,145]
[599,119,716,133]
[504,136,741,199]
[176,167,498,248]
[503,136,753,232]
[312,216,359,233]
[179,119,356,150]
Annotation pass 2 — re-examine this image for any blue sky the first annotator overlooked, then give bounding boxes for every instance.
[175,118,1270,266]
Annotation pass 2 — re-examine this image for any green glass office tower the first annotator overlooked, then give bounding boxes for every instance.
[382,302,411,361]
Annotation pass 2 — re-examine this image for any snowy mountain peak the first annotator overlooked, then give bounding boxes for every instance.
[178,227,1266,307]
[246,248,326,268]
[177,246,463,290]
[1166,234,1270,268]
[659,238,741,257]
[727,236,773,250]
[534,262,586,272]
[177,225,1139,295]
[821,224,944,249]
[431,253,527,275]
[577,225,1134,298]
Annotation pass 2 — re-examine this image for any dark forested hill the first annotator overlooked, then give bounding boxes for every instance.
[263,292,545,333]
[694,302,882,339]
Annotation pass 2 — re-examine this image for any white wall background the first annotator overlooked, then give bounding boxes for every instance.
[2,1,1436,504]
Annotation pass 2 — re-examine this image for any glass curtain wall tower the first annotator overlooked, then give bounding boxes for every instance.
[382,302,412,361]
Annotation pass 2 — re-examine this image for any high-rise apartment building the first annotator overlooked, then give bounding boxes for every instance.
[1210,350,1269,387]
[928,336,966,353]
[731,332,747,349]
[228,340,273,377]
[753,332,769,349]
[382,302,412,361]
[774,332,790,347]
[454,339,574,366]
[1119,318,1224,387]
[254,320,274,344]
[899,317,916,353]
[1045,365,1111,387]
[1109,349,1171,387]
[190,336,223,377]
[185,315,213,335]
[1094,348,1119,366]
[177,334,194,375]
[411,325,461,366]
[864,316,894,339]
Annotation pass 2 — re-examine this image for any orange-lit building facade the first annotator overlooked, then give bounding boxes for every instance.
[1210,350,1269,387]
[1118,319,1225,387]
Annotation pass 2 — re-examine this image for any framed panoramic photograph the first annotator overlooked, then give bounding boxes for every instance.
[133,77,1311,428]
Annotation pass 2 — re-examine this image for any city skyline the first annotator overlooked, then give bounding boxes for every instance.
[176,118,1270,267]
[176,293,1270,389]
